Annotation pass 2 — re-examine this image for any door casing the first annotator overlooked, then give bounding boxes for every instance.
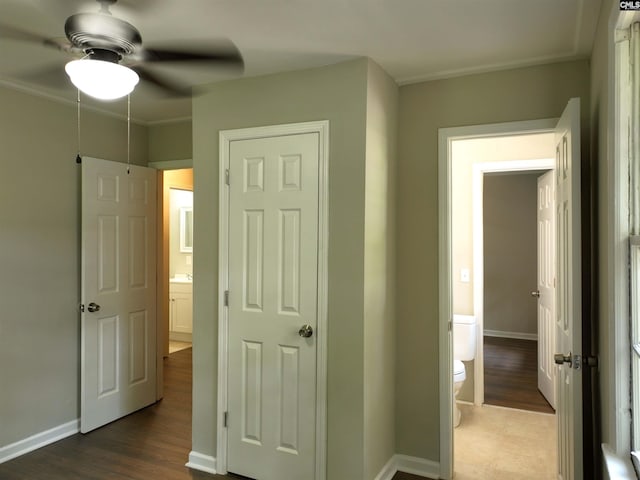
[438,118,558,479]
[216,121,329,479]
[470,158,554,407]
[153,161,193,402]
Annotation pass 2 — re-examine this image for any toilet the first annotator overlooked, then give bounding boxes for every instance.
[453,314,477,427]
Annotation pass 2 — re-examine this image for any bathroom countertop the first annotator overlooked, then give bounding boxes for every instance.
[170,275,192,284]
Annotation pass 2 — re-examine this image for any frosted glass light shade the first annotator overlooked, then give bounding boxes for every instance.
[65,59,139,100]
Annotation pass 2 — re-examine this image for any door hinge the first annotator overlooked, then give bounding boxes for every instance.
[224,411,228,428]
[79,303,85,313]
[224,290,229,307]
[225,169,230,186]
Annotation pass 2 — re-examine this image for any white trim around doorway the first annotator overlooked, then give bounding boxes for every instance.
[471,158,554,406]
[216,120,329,480]
[438,118,556,479]
[148,158,193,170]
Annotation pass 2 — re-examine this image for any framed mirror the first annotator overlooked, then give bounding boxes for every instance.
[179,206,193,253]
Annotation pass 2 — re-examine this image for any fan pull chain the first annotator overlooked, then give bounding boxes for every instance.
[75,89,82,164]
[127,93,131,175]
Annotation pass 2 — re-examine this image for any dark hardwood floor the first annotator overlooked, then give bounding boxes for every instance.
[392,473,428,480]
[0,347,422,480]
[0,348,221,480]
[483,336,555,414]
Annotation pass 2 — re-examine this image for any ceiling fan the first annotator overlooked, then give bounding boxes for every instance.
[0,0,244,100]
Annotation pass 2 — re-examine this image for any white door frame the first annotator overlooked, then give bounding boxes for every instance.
[438,118,557,479]
[471,158,554,407]
[216,121,329,479]
[150,160,193,402]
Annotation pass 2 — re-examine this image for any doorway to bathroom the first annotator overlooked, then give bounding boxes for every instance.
[151,163,195,468]
[447,129,560,479]
[159,169,194,357]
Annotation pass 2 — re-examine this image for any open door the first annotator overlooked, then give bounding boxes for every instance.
[81,157,157,433]
[537,170,556,409]
[553,98,582,480]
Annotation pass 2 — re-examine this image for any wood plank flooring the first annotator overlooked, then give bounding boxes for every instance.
[483,336,554,414]
[0,348,421,480]
[392,473,429,480]
[0,348,218,480]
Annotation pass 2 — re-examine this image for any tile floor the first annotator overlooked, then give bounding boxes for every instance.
[169,340,191,354]
[454,403,557,479]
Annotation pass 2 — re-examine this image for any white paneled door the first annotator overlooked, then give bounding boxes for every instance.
[81,157,157,433]
[227,133,319,480]
[537,169,556,409]
[554,98,582,480]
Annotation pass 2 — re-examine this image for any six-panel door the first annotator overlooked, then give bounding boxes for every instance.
[227,133,320,480]
[81,157,157,433]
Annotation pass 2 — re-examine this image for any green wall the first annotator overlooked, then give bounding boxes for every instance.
[148,120,192,162]
[483,172,539,336]
[363,60,398,479]
[396,59,591,460]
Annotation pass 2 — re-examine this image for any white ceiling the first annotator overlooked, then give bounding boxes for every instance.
[0,0,602,124]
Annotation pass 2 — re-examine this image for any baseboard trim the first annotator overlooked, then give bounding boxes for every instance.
[374,456,397,480]
[374,454,440,480]
[395,455,440,479]
[484,329,538,341]
[185,451,217,475]
[1,424,437,480]
[0,419,79,464]
[169,331,193,343]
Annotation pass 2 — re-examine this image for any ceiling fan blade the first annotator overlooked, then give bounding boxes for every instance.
[139,42,244,71]
[28,0,156,35]
[132,66,191,97]
[35,0,156,17]
[15,64,71,91]
[0,23,71,52]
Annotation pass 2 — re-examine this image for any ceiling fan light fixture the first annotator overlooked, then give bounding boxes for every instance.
[65,58,139,100]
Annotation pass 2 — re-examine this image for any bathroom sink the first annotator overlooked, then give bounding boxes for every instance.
[170,274,192,283]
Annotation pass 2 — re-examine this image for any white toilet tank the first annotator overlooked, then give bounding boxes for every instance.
[453,314,476,361]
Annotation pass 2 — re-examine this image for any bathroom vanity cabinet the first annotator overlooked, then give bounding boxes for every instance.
[169,281,192,342]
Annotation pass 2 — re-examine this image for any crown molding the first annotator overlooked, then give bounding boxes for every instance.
[396,52,589,86]
[0,75,192,126]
